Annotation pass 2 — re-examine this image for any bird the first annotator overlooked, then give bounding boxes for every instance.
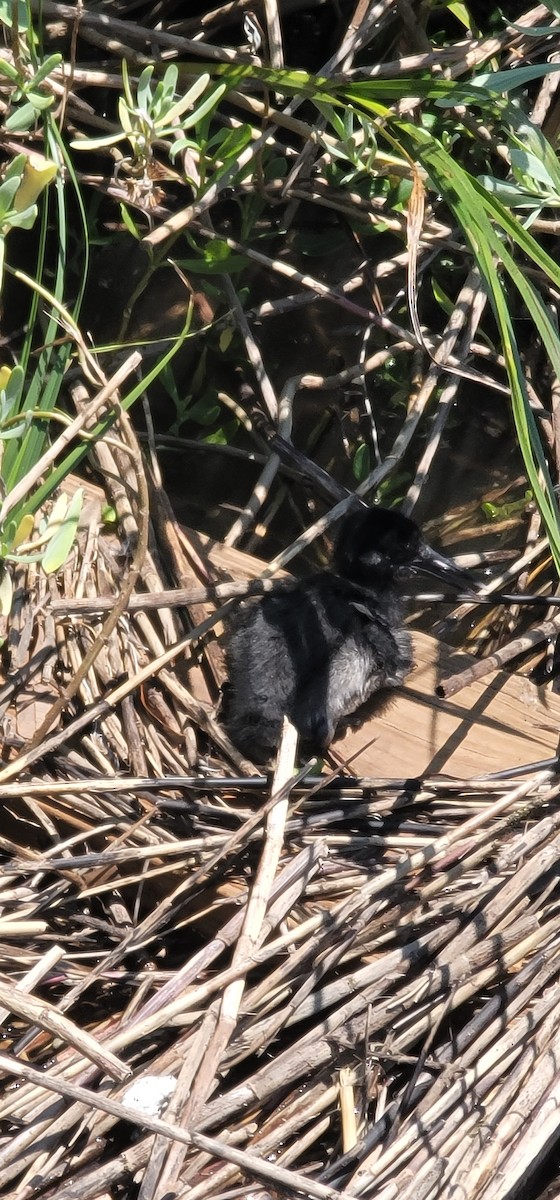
[224,506,474,762]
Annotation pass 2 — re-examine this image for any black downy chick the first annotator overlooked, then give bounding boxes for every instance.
[224,507,473,761]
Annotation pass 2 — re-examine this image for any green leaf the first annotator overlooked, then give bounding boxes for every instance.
[473,63,560,94]
[175,80,227,131]
[447,2,472,28]
[0,57,20,82]
[122,58,134,110]
[162,74,211,126]
[204,238,232,264]
[5,204,38,231]
[32,53,63,86]
[162,64,179,95]
[5,102,42,132]
[296,229,349,257]
[136,65,154,112]
[42,489,83,574]
[0,1,28,30]
[219,326,234,352]
[203,426,228,444]
[101,503,117,526]
[71,131,127,151]
[119,203,142,239]
[118,96,134,135]
[0,417,31,439]
[476,177,546,207]
[2,364,25,407]
[352,443,371,483]
[509,149,558,191]
[187,396,221,425]
[0,174,23,218]
[503,9,559,35]
[0,518,17,553]
[431,277,454,317]
[173,253,248,274]
[12,513,34,548]
[27,92,56,112]
[0,237,6,298]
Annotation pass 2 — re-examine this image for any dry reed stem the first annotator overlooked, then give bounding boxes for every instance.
[0,1052,357,1200]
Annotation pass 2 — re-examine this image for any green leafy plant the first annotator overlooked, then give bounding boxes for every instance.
[0,362,85,613]
[0,1,61,133]
[482,490,533,520]
[170,118,254,195]
[0,19,193,613]
[315,101,378,185]
[478,119,560,224]
[71,62,227,177]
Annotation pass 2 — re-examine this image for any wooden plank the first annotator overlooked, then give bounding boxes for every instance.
[335,630,560,779]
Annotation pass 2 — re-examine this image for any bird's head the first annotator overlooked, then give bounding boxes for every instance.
[333,507,474,591]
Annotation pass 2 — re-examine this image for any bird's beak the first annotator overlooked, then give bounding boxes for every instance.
[410,541,476,591]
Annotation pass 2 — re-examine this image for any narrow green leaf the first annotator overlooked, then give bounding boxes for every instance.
[352,443,371,483]
[119,203,142,240]
[174,81,227,131]
[136,65,154,112]
[473,63,560,93]
[32,53,63,86]
[396,123,560,568]
[122,58,134,110]
[0,58,20,81]
[71,131,127,151]
[476,177,545,207]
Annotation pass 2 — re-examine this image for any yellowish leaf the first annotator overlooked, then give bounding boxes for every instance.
[13,153,57,214]
[219,327,234,353]
[12,513,34,549]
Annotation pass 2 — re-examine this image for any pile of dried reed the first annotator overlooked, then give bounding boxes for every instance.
[1,400,560,1200]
